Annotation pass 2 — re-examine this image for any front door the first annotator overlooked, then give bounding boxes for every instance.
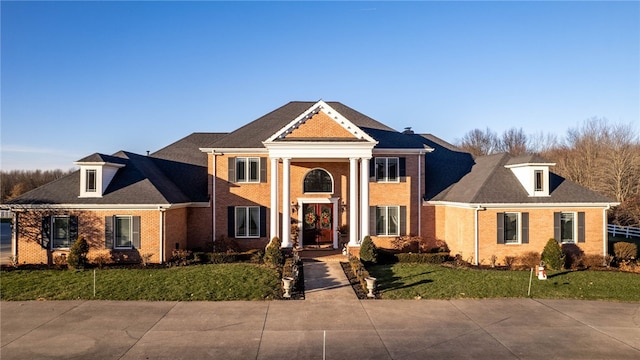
[302,203,333,247]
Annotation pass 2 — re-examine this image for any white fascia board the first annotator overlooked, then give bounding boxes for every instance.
[504,162,556,168]
[199,148,268,155]
[73,161,126,168]
[8,203,209,211]
[264,141,376,159]
[373,147,433,155]
[424,201,620,209]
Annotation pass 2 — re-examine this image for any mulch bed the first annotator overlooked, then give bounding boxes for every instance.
[340,261,371,299]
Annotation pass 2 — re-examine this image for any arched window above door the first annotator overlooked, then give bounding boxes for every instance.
[303,169,333,193]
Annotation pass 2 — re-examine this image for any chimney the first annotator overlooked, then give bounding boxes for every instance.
[402,127,414,134]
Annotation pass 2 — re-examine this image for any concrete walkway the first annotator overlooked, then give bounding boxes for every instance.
[2,299,639,359]
[302,260,357,301]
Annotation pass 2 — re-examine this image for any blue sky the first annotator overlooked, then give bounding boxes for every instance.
[2,1,638,170]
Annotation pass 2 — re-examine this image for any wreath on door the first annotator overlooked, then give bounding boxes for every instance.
[305,208,317,227]
[320,208,331,229]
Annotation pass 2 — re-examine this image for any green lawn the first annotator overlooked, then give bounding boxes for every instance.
[0,263,281,301]
[368,263,640,301]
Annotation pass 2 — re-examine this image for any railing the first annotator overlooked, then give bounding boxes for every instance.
[608,224,640,239]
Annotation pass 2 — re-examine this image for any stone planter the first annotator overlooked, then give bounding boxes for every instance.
[365,276,376,298]
[282,277,294,298]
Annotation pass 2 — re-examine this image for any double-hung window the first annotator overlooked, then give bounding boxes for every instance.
[236,157,260,183]
[52,216,72,249]
[375,157,399,182]
[235,206,260,238]
[534,170,544,192]
[497,212,529,244]
[375,206,400,236]
[560,212,575,243]
[115,216,133,248]
[86,169,97,193]
[553,212,585,244]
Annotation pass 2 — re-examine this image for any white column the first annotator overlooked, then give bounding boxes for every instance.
[360,157,370,240]
[349,157,359,246]
[281,158,292,248]
[269,157,279,240]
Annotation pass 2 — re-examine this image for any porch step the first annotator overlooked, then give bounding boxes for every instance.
[298,249,347,262]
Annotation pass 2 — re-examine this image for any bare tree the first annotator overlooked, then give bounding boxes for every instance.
[455,128,499,157]
[498,128,528,156]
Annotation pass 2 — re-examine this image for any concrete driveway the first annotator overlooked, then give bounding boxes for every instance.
[2,298,639,359]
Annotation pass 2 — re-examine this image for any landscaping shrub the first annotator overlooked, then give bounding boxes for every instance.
[582,254,605,268]
[264,237,284,268]
[193,252,210,264]
[171,249,192,266]
[359,236,378,264]
[210,252,237,264]
[91,253,111,269]
[562,244,584,269]
[541,238,565,270]
[213,235,240,253]
[517,251,541,269]
[613,242,638,260]
[503,256,516,270]
[619,259,640,273]
[67,237,89,270]
[391,235,421,253]
[396,252,448,264]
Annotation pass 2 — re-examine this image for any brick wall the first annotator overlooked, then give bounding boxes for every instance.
[286,112,355,139]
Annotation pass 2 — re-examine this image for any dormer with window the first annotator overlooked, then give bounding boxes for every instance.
[505,155,555,197]
[75,154,126,198]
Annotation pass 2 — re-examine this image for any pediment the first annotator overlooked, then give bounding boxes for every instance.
[264,100,376,143]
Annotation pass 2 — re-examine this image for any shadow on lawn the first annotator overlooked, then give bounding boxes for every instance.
[373,265,434,292]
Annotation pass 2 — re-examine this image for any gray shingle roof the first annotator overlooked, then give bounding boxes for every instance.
[428,151,613,204]
[207,101,425,149]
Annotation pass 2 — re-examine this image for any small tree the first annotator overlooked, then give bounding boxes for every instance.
[264,237,284,268]
[541,238,565,270]
[67,237,89,270]
[359,236,378,264]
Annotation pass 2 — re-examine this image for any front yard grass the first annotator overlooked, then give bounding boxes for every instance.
[368,263,640,301]
[0,263,281,301]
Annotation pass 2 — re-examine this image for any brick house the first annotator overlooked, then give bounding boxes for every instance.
[6,101,616,265]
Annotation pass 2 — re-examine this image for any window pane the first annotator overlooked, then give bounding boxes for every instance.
[304,169,332,193]
[375,158,386,181]
[249,158,259,181]
[388,158,398,181]
[535,170,543,191]
[86,170,97,192]
[236,158,246,182]
[115,217,132,248]
[376,207,386,235]
[236,207,247,236]
[248,207,259,237]
[53,217,70,248]
[388,206,399,235]
[561,213,575,243]
[504,213,519,243]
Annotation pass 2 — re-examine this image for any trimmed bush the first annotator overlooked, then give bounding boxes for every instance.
[396,252,449,264]
[614,242,638,260]
[518,251,541,269]
[67,237,89,270]
[359,236,378,264]
[541,238,565,270]
[264,237,284,268]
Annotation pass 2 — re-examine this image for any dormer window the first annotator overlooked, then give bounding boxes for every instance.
[534,170,544,192]
[86,169,97,193]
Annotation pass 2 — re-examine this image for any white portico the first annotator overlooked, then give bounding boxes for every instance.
[263,101,378,248]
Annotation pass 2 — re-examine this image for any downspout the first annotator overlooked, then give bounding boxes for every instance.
[418,151,422,237]
[159,207,166,264]
[212,152,217,252]
[474,205,485,266]
[12,211,18,260]
[603,204,611,261]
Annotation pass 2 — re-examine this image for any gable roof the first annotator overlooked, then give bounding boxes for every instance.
[206,101,426,150]
[428,152,614,204]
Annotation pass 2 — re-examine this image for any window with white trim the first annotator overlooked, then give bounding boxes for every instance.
[52,216,72,249]
[375,157,399,182]
[115,216,133,248]
[560,212,575,243]
[303,169,333,193]
[534,170,543,192]
[86,169,97,193]
[236,157,260,183]
[503,212,520,244]
[235,206,260,237]
[375,206,399,236]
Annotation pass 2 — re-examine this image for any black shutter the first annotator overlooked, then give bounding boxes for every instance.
[41,215,51,249]
[553,212,561,242]
[369,158,375,181]
[399,157,406,182]
[577,212,585,243]
[260,158,267,183]
[497,213,505,244]
[399,206,407,236]
[105,216,113,249]
[69,216,79,243]
[132,216,141,248]
[260,206,267,237]
[228,206,235,238]
[370,206,377,236]
[521,212,529,244]
[228,157,236,182]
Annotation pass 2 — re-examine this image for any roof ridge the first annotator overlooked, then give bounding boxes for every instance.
[469,153,510,203]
